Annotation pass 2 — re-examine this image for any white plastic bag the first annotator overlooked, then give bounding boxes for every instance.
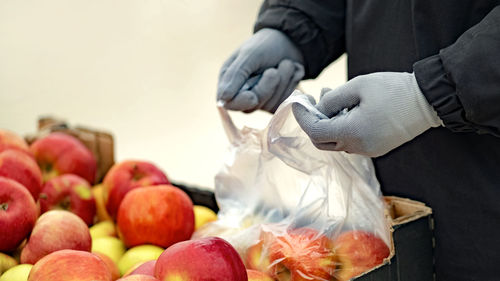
[195,92,391,281]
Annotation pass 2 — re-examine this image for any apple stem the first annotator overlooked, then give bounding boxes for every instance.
[42,163,53,173]
[56,196,71,210]
[131,164,143,181]
[0,203,8,211]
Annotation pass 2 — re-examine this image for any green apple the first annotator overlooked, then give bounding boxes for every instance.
[0,264,32,281]
[0,252,18,275]
[90,221,116,239]
[91,236,126,264]
[117,245,163,276]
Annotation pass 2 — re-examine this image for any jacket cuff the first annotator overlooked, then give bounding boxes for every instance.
[254,6,333,79]
[413,54,475,133]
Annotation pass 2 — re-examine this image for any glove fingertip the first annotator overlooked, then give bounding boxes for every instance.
[319,88,333,99]
[217,83,235,101]
[217,68,250,101]
[224,90,259,111]
[292,103,313,125]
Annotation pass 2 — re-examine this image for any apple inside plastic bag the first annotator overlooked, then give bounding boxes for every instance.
[194,91,391,280]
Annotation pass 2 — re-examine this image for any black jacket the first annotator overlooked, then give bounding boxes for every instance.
[255,1,500,280]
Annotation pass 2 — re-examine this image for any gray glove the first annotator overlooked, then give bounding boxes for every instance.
[293,72,443,157]
[217,28,305,113]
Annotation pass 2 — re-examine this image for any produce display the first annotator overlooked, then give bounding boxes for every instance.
[0,127,391,281]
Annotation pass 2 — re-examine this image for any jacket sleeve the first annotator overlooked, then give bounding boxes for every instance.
[254,0,346,79]
[414,5,500,137]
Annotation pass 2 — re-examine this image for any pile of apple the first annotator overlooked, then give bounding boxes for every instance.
[0,128,390,281]
[0,129,225,281]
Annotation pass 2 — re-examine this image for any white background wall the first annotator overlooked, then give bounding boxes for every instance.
[0,0,346,189]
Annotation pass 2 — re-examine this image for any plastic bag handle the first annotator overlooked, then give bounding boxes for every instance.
[217,101,241,145]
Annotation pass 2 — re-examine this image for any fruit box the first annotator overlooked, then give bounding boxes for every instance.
[172,182,434,281]
[354,196,434,281]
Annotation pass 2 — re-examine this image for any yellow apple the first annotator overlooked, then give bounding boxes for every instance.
[193,205,217,230]
[0,264,32,281]
[93,184,112,222]
[117,245,163,276]
[90,221,117,239]
[92,236,126,264]
[94,252,120,281]
[0,252,18,275]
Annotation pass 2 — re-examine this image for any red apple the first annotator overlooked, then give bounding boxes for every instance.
[21,210,92,264]
[245,230,275,273]
[0,177,38,252]
[28,249,112,281]
[247,269,274,281]
[117,185,193,248]
[39,174,96,225]
[0,149,43,199]
[334,230,390,281]
[267,228,336,281]
[118,275,160,281]
[0,129,31,155]
[30,132,97,183]
[124,260,156,277]
[103,160,169,219]
[155,237,247,281]
[94,252,121,281]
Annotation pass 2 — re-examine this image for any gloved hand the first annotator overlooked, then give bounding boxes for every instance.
[293,72,443,157]
[217,28,305,113]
